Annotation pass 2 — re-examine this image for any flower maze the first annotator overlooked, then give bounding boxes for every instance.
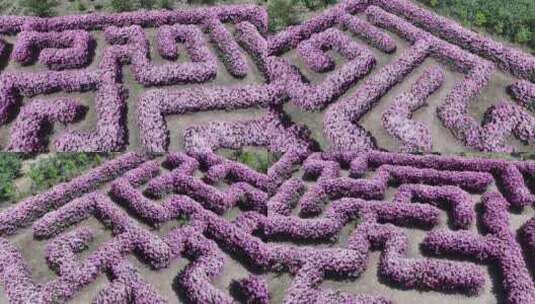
[0,0,533,153]
[0,151,533,303]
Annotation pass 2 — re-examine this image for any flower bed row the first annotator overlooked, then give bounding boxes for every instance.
[54,83,127,151]
[0,68,98,125]
[508,80,535,110]
[8,98,84,152]
[235,21,268,75]
[0,5,267,34]
[381,64,444,152]
[0,39,6,57]
[205,19,248,78]
[12,30,93,70]
[479,101,535,152]
[101,25,217,86]
[371,0,535,80]
[1,151,535,302]
[19,192,173,302]
[286,28,376,111]
[0,153,146,235]
[137,85,286,152]
[323,39,431,151]
[365,4,535,152]
[325,150,535,207]
[339,13,396,53]
[393,184,475,229]
[267,6,342,55]
[155,24,216,64]
[182,109,314,154]
[422,192,535,304]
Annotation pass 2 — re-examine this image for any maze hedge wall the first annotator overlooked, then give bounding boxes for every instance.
[0,1,535,303]
[0,0,533,153]
[0,151,534,303]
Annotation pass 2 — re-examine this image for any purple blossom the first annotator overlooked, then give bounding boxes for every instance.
[382,65,445,152]
[12,30,93,70]
[508,80,535,110]
[8,98,84,152]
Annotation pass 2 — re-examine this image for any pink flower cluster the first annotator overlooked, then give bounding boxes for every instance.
[479,101,535,151]
[8,98,84,152]
[371,0,535,80]
[393,184,475,229]
[508,80,535,110]
[54,83,127,151]
[0,153,147,235]
[0,5,267,34]
[339,13,396,53]
[231,275,269,304]
[323,39,431,151]
[100,25,217,86]
[422,192,535,304]
[382,64,445,152]
[0,38,6,57]
[1,0,532,153]
[287,28,376,111]
[235,21,268,74]
[137,86,286,152]
[155,24,217,65]
[366,4,535,152]
[182,109,314,154]
[0,150,534,302]
[12,30,93,70]
[267,7,341,55]
[0,68,98,125]
[205,19,248,78]
[520,218,535,260]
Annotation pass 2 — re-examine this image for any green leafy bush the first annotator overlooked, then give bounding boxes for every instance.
[0,154,22,202]
[418,0,535,50]
[110,0,134,11]
[139,0,156,9]
[27,153,105,192]
[268,0,300,32]
[158,0,173,9]
[75,0,87,11]
[232,149,280,173]
[21,0,59,16]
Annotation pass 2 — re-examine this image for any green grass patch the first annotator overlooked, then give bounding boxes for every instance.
[0,154,23,202]
[27,153,107,192]
[417,0,534,51]
[219,148,281,173]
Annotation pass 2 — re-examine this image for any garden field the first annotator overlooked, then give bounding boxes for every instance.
[0,151,534,304]
[0,0,533,153]
[0,0,534,303]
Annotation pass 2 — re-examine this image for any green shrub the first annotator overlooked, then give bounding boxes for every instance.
[110,0,134,11]
[158,0,173,9]
[139,0,156,9]
[21,0,59,16]
[268,0,299,32]
[474,11,487,26]
[0,154,22,202]
[515,26,532,44]
[75,0,87,11]
[232,149,280,173]
[27,153,105,192]
[418,0,535,50]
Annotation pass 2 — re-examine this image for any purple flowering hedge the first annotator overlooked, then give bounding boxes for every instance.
[11,30,93,70]
[382,64,445,152]
[8,98,85,152]
[0,151,533,303]
[0,0,534,152]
